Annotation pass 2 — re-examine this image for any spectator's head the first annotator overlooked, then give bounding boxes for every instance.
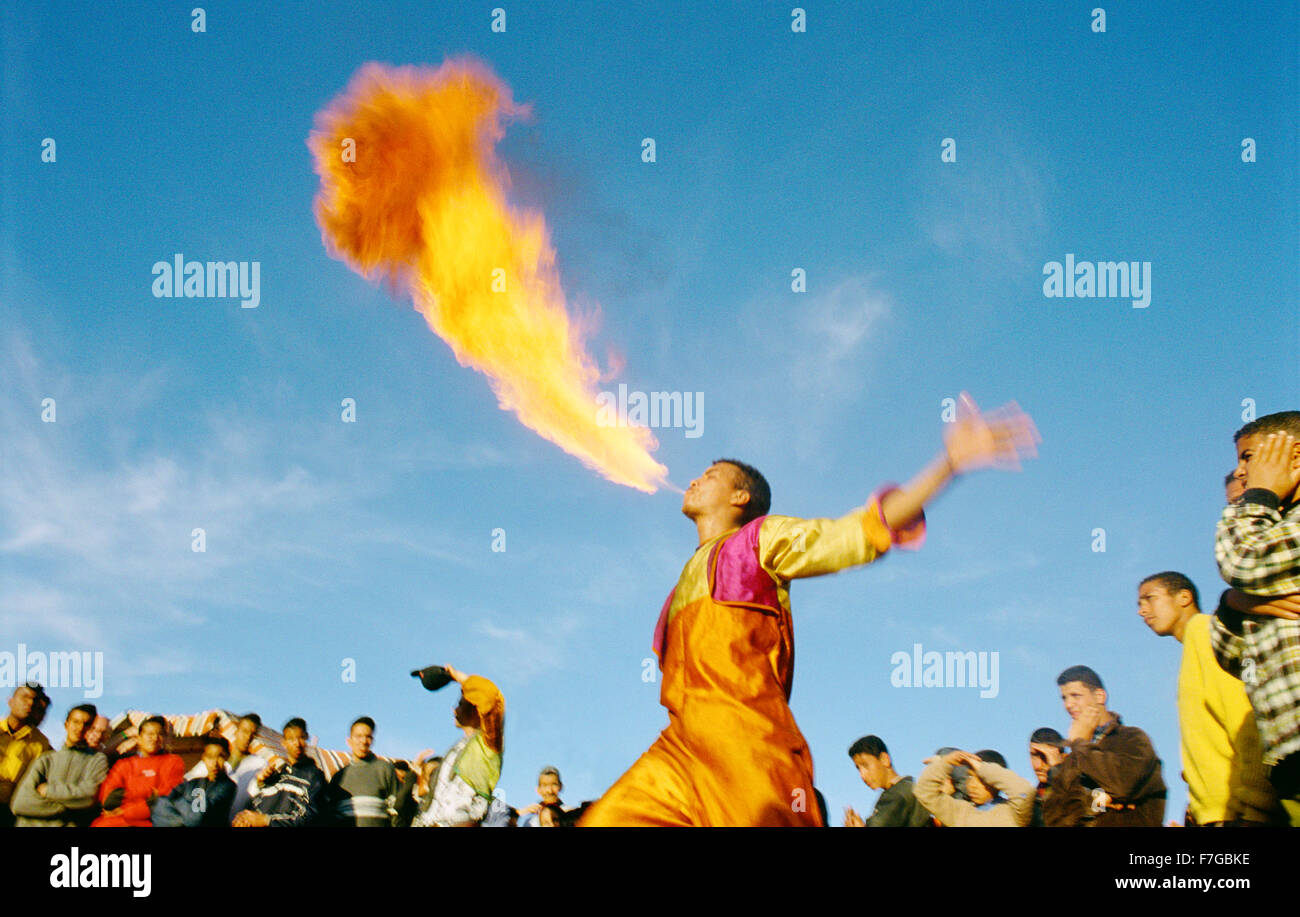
[233,713,261,756]
[1028,727,1065,783]
[1225,470,1246,503]
[537,766,563,804]
[348,716,376,760]
[137,715,167,756]
[282,718,309,763]
[84,715,110,750]
[202,736,230,779]
[934,747,965,800]
[1233,411,1300,503]
[8,682,49,727]
[683,459,771,527]
[393,760,412,781]
[964,750,1007,805]
[64,704,97,747]
[847,735,896,790]
[538,802,564,827]
[1057,665,1108,721]
[1138,572,1200,639]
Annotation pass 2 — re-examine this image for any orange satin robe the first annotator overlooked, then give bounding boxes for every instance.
[581,498,906,826]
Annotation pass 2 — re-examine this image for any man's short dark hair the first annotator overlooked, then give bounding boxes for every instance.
[283,717,308,735]
[1056,665,1104,690]
[1029,727,1065,747]
[1140,571,1200,609]
[975,749,1007,768]
[239,713,262,730]
[351,716,376,732]
[204,735,231,756]
[1235,411,1300,442]
[68,703,97,723]
[140,715,167,734]
[848,735,888,759]
[714,457,771,522]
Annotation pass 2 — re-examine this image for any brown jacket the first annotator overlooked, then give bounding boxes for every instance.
[1044,713,1166,827]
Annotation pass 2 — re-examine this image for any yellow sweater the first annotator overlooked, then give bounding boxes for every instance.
[0,720,51,806]
[1180,614,1276,823]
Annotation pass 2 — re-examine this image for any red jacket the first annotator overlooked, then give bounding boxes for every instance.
[91,753,185,827]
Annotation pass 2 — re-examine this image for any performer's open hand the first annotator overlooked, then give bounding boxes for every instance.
[944,392,1040,474]
[1244,432,1300,499]
[844,806,864,827]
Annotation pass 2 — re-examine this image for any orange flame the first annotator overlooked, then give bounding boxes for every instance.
[309,60,666,493]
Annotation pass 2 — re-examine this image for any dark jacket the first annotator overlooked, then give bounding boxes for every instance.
[151,771,235,827]
[864,776,933,827]
[1044,713,1166,827]
[248,757,327,827]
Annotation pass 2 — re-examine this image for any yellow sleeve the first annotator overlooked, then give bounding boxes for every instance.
[462,675,505,754]
[758,499,894,581]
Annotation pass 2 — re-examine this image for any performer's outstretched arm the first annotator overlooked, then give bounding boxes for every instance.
[881,392,1039,531]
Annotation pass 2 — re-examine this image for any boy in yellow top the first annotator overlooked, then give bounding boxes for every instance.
[0,683,52,827]
[1138,572,1280,824]
[581,393,1039,826]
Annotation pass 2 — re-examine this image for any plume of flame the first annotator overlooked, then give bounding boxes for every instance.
[309,60,666,492]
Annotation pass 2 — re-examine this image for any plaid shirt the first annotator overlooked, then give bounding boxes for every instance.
[1211,489,1300,766]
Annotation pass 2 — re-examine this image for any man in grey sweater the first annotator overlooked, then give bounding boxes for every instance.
[12,704,109,828]
[327,716,399,827]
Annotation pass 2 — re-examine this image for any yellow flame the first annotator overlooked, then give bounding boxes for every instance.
[309,60,666,492]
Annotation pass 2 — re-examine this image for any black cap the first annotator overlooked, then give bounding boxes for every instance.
[411,665,454,692]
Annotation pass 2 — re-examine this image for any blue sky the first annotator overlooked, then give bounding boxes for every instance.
[2,1,1296,823]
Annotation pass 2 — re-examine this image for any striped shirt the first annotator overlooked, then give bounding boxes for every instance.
[1211,489,1300,766]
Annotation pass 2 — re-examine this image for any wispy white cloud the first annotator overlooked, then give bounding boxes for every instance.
[470,614,582,682]
[914,123,1052,270]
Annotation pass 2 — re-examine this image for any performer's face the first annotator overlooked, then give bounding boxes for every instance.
[852,753,890,790]
[682,462,745,520]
